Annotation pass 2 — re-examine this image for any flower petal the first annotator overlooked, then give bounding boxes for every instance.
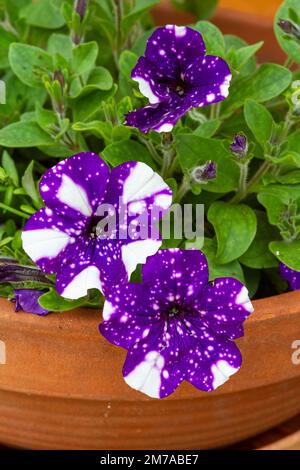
[39,152,109,219]
[279,262,300,291]
[184,336,242,392]
[126,97,190,133]
[194,278,253,340]
[22,208,78,274]
[184,55,232,107]
[142,249,209,305]
[145,25,206,75]
[100,283,160,349]
[122,330,184,399]
[14,289,49,316]
[131,57,170,104]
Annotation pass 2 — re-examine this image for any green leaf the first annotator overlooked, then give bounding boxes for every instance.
[119,50,138,79]
[72,85,117,122]
[121,0,159,35]
[35,105,57,131]
[102,140,156,168]
[2,151,19,187]
[176,134,239,193]
[257,184,300,226]
[194,119,221,138]
[9,43,53,88]
[72,41,99,75]
[222,64,292,117]
[38,288,88,312]
[275,0,300,65]
[0,121,54,148]
[21,161,41,208]
[172,0,218,20]
[269,240,300,271]
[20,0,66,29]
[224,35,257,78]
[47,33,73,60]
[70,67,113,98]
[194,21,225,56]
[234,42,264,71]
[207,202,257,264]
[244,99,274,146]
[72,120,113,144]
[186,237,245,282]
[239,211,279,269]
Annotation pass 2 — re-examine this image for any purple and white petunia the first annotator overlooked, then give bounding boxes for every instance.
[126,25,231,134]
[21,152,172,300]
[279,263,300,291]
[99,249,254,399]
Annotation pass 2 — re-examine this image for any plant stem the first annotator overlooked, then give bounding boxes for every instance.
[0,203,29,219]
[174,177,190,203]
[230,161,272,204]
[284,57,294,69]
[112,0,123,69]
[139,137,162,166]
[161,132,176,179]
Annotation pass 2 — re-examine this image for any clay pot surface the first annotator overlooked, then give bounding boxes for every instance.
[1,290,300,450]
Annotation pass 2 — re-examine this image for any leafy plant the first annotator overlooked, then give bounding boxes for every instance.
[0,0,300,312]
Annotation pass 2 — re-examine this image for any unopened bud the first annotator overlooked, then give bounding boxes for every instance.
[191,161,217,184]
[278,19,300,41]
[74,0,88,22]
[53,70,65,90]
[230,133,248,159]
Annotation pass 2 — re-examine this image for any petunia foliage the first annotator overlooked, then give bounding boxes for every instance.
[0,0,299,396]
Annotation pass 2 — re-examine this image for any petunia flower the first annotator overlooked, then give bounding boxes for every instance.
[21,152,172,300]
[279,262,300,291]
[100,249,253,399]
[125,25,231,134]
[230,133,248,159]
[13,289,49,316]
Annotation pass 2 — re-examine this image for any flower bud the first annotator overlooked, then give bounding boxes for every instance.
[278,19,300,41]
[53,70,65,90]
[230,133,248,159]
[191,161,217,184]
[74,0,88,22]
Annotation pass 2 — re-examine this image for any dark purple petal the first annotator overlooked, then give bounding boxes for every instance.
[145,25,206,76]
[142,249,209,306]
[100,283,161,349]
[194,278,253,340]
[278,19,300,41]
[191,161,217,184]
[279,263,300,291]
[184,55,231,106]
[39,152,110,220]
[126,96,191,133]
[21,208,81,274]
[14,289,49,316]
[131,56,171,104]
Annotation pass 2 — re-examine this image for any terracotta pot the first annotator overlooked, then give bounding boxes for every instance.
[1,290,300,450]
[151,1,286,63]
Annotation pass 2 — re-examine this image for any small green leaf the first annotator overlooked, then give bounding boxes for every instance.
[9,43,53,88]
[20,0,66,29]
[234,42,264,71]
[0,29,17,69]
[194,119,221,138]
[0,121,54,148]
[70,67,113,98]
[269,240,300,271]
[222,64,292,117]
[119,50,138,79]
[239,211,279,269]
[102,140,156,168]
[207,202,257,264]
[194,21,225,56]
[121,0,159,35]
[186,237,245,282]
[38,288,88,312]
[257,184,300,226]
[21,161,42,208]
[72,41,99,75]
[244,99,274,146]
[47,33,73,60]
[2,151,19,187]
[72,120,113,144]
[72,86,117,122]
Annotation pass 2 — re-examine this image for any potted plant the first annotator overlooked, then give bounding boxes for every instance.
[1,0,300,450]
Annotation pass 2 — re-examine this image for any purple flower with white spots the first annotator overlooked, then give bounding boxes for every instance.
[13,289,49,316]
[100,249,253,399]
[125,25,231,134]
[21,152,172,300]
[279,262,300,291]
